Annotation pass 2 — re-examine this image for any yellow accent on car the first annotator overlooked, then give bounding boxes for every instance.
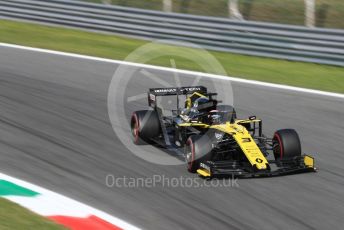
[179,120,270,170]
[178,123,209,127]
[197,168,211,177]
[304,155,315,168]
[210,122,269,170]
[236,119,262,123]
[232,131,268,170]
[185,92,207,109]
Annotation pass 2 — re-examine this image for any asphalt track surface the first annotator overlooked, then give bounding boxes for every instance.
[0,45,344,230]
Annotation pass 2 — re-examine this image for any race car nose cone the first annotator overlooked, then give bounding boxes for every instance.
[257,165,266,170]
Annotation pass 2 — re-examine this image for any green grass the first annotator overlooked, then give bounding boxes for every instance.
[0,19,343,93]
[84,0,344,29]
[0,198,66,230]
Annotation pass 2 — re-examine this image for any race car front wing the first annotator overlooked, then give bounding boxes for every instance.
[197,155,316,178]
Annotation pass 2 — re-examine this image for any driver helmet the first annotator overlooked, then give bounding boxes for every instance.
[208,110,221,124]
[187,97,209,119]
[192,97,210,110]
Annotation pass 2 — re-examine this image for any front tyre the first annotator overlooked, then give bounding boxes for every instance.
[273,129,301,160]
[185,135,212,173]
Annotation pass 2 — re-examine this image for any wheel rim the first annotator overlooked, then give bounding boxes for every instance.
[273,133,283,159]
[186,139,194,170]
[131,114,139,143]
[186,148,192,164]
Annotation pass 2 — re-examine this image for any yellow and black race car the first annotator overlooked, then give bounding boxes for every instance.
[130,86,316,178]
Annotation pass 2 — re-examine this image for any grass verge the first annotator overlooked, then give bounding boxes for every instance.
[0,19,343,93]
[0,198,66,229]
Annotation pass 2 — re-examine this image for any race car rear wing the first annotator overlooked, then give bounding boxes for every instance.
[148,86,208,108]
[149,86,207,96]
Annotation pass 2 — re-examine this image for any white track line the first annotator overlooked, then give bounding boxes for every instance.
[1,42,343,99]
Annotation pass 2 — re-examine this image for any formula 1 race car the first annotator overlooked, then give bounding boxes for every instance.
[130,86,316,178]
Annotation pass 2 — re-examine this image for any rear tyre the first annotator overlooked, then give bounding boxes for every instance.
[185,135,212,173]
[273,129,301,160]
[131,110,160,145]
